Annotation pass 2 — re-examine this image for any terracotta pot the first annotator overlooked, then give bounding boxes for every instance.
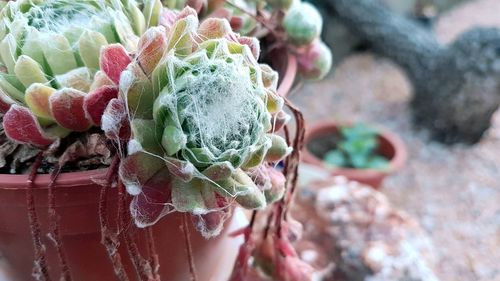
[0,169,246,281]
[302,122,407,189]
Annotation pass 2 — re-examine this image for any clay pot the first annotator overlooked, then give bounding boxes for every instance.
[0,169,246,281]
[302,122,407,188]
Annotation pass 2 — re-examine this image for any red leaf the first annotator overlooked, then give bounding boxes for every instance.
[49,88,92,131]
[130,167,173,228]
[237,36,260,59]
[3,105,55,147]
[101,98,130,140]
[83,85,118,125]
[229,16,243,32]
[137,26,168,76]
[100,44,131,84]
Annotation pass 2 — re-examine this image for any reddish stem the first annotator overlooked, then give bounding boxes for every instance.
[181,213,198,281]
[119,181,155,281]
[26,153,52,281]
[47,164,72,281]
[146,227,161,280]
[98,155,129,281]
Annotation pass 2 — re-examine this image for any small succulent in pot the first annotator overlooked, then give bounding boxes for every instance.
[0,0,155,147]
[323,124,390,170]
[103,7,292,237]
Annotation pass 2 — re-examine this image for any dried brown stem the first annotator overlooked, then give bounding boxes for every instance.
[27,153,52,281]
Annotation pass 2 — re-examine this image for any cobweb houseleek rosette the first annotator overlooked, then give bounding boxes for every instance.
[110,10,292,238]
[0,0,160,147]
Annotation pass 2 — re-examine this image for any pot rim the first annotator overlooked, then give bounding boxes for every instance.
[303,121,407,175]
[0,54,299,190]
[0,168,107,190]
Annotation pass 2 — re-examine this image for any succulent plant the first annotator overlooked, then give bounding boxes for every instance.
[297,40,332,80]
[102,7,292,237]
[0,0,157,147]
[283,1,323,46]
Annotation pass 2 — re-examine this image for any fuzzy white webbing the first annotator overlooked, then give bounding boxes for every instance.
[24,0,103,33]
[162,56,266,158]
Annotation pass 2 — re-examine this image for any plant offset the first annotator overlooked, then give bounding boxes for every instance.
[115,13,293,236]
[0,0,332,280]
[0,0,150,147]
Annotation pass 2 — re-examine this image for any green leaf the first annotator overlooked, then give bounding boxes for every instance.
[0,34,18,75]
[171,178,208,214]
[0,74,25,103]
[79,30,108,70]
[323,150,346,167]
[130,118,163,154]
[350,153,371,169]
[41,33,77,75]
[14,55,48,88]
[162,125,186,156]
[367,156,390,170]
[21,27,45,67]
[143,0,162,28]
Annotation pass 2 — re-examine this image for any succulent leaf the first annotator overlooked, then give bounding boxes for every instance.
[3,104,56,147]
[42,33,78,75]
[79,30,109,70]
[297,40,333,80]
[49,88,92,131]
[100,44,132,85]
[56,67,93,92]
[283,2,323,46]
[83,85,119,125]
[265,134,292,162]
[25,83,55,121]
[172,178,208,214]
[130,167,172,228]
[137,26,168,76]
[102,98,131,140]
[120,151,167,195]
[14,55,48,87]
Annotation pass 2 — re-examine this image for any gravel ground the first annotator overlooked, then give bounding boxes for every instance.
[292,1,500,280]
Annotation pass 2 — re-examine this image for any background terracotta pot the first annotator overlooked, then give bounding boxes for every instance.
[0,169,246,281]
[302,121,407,188]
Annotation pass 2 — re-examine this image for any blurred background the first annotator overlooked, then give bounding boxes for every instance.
[290,0,499,280]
